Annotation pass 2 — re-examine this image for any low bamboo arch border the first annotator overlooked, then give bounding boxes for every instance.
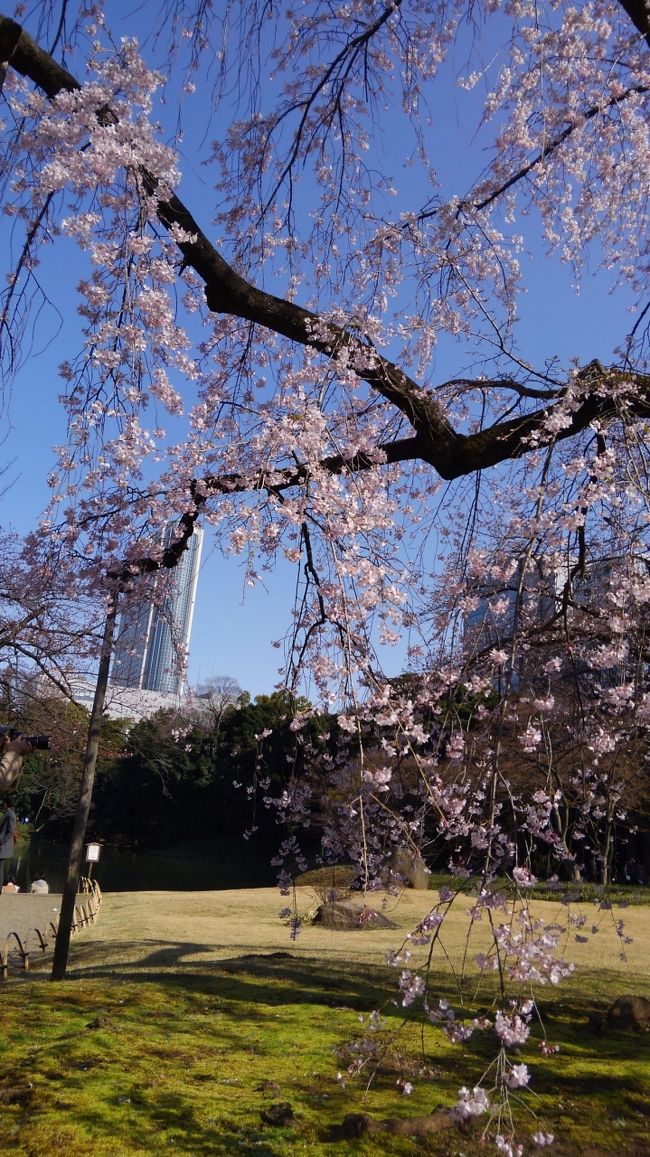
[0,877,102,980]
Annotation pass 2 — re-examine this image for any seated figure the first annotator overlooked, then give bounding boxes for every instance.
[30,873,49,894]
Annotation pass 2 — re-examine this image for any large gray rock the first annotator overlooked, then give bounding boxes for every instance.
[603,995,650,1033]
[314,900,398,931]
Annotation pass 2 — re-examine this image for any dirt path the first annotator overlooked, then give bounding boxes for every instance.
[0,893,62,946]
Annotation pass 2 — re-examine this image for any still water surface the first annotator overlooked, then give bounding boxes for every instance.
[12,837,276,893]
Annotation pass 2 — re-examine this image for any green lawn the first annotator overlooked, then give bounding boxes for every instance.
[1,951,649,1155]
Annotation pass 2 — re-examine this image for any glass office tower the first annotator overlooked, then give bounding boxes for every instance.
[110,523,204,697]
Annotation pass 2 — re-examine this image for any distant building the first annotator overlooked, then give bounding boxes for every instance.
[463,558,549,656]
[462,554,635,690]
[69,677,183,722]
[110,523,204,697]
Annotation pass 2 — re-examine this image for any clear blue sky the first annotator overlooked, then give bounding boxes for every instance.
[0,4,637,701]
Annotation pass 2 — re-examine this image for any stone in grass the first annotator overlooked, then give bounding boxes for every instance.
[0,1084,33,1106]
[256,1080,281,1094]
[260,1102,295,1126]
[314,900,398,931]
[603,995,650,1033]
[86,1015,111,1030]
[338,1110,452,1139]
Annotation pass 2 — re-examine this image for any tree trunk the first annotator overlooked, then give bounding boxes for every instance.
[51,598,118,980]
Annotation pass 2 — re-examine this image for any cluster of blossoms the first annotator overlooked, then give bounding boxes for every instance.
[494,1003,534,1049]
[427,998,478,1044]
[453,1084,491,1121]
[493,921,575,987]
[398,969,426,1007]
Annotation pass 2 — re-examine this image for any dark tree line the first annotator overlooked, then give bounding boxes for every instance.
[9,673,648,889]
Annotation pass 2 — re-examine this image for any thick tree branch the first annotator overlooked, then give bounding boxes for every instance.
[0,16,79,97]
[151,187,461,474]
[198,435,424,496]
[2,12,649,493]
[108,497,206,585]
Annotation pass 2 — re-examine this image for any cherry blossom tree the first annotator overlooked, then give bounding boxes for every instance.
[0,0,649,1145]
[0,529,105,702]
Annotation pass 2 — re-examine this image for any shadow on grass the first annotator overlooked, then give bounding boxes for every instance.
[61,940,401,1012]
[51,939,650,1033]
[34,1085,292,1157]
[8,947,650,1157]
[126,941,215,967]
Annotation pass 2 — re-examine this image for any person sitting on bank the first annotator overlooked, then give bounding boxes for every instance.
[30,872,49,894]
[1,874,20,893]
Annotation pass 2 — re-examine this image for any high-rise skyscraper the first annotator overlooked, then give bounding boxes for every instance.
[110,523,204,697]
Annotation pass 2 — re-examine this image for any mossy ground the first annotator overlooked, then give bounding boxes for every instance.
[1,888,649,1154]
[1,954,649,1155]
